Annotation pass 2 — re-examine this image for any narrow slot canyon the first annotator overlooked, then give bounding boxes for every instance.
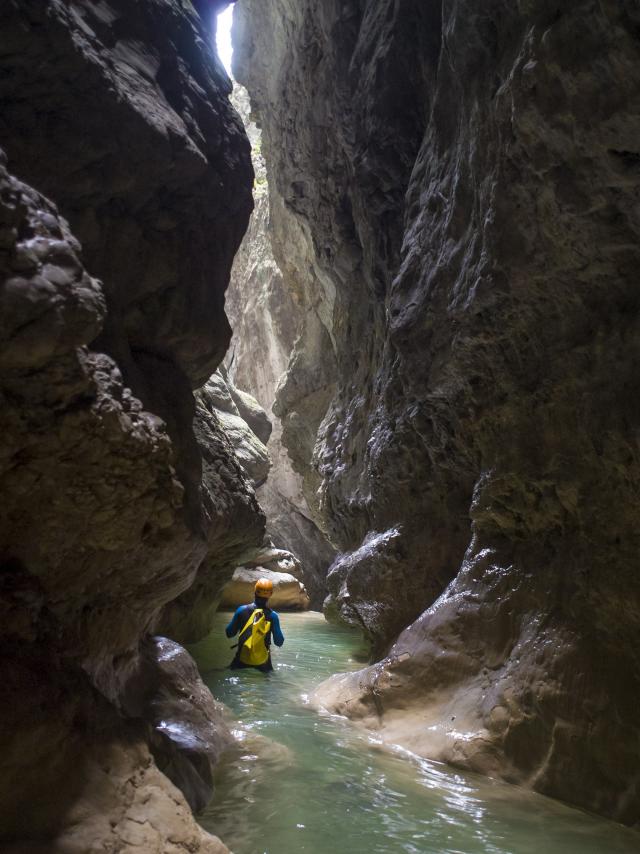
[0,1,639,853]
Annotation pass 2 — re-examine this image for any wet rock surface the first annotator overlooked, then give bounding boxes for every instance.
[235,0,640,824]
[323,528,409,656]
[124,636,234,815]
[0,639,231,852]
[0,0,259,847]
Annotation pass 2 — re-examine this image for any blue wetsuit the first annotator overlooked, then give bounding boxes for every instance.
[226,601,284,671]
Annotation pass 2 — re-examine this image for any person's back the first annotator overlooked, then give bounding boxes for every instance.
[226,578,284,672]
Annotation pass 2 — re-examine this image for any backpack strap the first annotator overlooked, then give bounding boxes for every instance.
[230,605,258,649]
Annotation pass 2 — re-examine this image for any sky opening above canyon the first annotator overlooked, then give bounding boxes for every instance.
[217,6,234,77]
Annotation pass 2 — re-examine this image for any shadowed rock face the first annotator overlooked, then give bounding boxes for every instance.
[0,0,255,543]
[233,0,458,642]
[0,0,250,386]
[0,0,260,847]
[158,367,271,644]
[234,0,640,824]
[123,636,234,815]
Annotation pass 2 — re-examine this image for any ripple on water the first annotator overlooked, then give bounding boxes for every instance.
[191,612,640,854]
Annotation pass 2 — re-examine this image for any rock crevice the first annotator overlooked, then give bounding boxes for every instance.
[224,83,337,605]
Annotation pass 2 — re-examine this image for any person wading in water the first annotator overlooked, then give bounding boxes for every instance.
[226,578,284,672]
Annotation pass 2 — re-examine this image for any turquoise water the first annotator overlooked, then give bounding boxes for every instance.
[192,612,639,854]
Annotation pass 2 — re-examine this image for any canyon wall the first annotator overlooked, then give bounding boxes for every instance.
[234,0,640,824]
[225,85,336,605]
[0,0,261,848]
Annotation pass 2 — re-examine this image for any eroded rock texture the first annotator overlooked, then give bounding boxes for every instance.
[220,566,310,610]
[234,0,640,824]
[159,367,270,643]
[200,367,272,489]
[220,544,311,610]
[123,636,234,815]
[225,84,337,606]
[0,0,260,847]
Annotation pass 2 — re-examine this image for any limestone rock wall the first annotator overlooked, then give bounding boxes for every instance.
[225,84,337,605]
[159,367,271,642]
[198,368,272,490]
[0,0,262,847]
[123,636,234,816]
[234,0,640,824]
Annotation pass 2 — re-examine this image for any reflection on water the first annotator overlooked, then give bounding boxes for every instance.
[191,612,639,854]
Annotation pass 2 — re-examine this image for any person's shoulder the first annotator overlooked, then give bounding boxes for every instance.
[236,603,253,615]
[269,609,280,620]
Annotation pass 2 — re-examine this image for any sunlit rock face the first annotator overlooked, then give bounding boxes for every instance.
[198,368,272,489]
[220,567,310,611]
[0,0,260,847]
[234,0,640,823]
[220,543,311,610]
[225,85,337,605]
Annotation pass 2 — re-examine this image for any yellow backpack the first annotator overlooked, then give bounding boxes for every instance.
[235,608,272,666]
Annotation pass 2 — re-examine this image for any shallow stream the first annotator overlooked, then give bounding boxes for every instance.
[192,612,639,854]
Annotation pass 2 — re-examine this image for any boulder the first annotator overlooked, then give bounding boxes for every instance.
[229,383,273,445]
[122,637,234,814]
[196,370,271,488]
[243,544,303,577]
[220,567,310,611]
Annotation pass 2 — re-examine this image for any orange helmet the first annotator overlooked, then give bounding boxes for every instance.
[254,577,273,598]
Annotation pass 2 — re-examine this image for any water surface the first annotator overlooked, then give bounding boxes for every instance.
[192,612,639,854]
